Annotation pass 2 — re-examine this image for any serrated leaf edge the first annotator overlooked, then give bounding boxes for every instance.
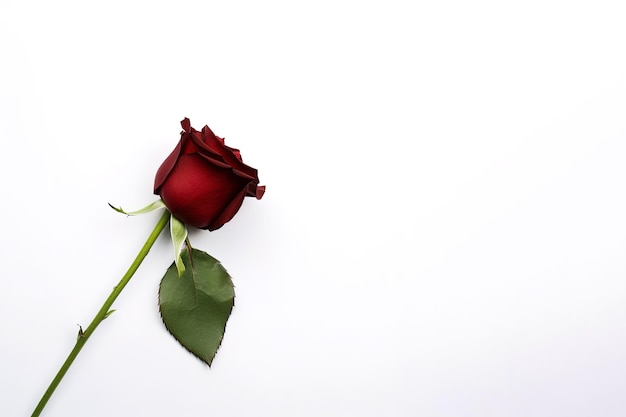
[158,248,235,366]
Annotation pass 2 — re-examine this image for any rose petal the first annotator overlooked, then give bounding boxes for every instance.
[154,136,185,193]
[207,186,248,231]
[159,155,247,228]
[181,118,191,133]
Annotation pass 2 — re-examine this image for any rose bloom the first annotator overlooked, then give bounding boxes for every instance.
[154,118,265,230]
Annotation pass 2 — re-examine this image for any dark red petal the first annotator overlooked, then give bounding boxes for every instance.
[200,127,247,168]
[181,118,191,133]
[207,186,248,230]
[188,126,259,179]
[229,147,242,161]
[158,155,248,229]
[208,181,264,230]
[188,127,228,163]
[255,185,266,199]
[180,133,198,154]
[154,135,185,193]
[196,152,232,170]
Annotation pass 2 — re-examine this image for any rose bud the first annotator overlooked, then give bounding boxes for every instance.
[154,118,265,230]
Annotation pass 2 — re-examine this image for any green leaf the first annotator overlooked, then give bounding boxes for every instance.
[108,199,166,216]
[158,248,235,366]
[169,214,188,277]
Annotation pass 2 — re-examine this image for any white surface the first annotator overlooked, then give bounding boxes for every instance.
[2,1,626,416]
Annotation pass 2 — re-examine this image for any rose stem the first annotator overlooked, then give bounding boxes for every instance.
[31,210,171,417]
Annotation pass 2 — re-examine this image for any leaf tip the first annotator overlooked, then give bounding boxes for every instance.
[108,203,127,214]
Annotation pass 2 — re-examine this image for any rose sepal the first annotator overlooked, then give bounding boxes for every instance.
[170,214,188,277]
[108,199,166,216]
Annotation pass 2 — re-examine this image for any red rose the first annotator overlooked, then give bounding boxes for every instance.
[154,118,265,230]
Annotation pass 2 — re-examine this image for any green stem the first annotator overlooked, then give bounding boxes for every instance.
[31,210,171,417]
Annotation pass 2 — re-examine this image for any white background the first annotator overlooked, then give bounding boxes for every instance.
[1,1,626,416]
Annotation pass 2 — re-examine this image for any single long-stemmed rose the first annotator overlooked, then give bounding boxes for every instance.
[31,119,264,417]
